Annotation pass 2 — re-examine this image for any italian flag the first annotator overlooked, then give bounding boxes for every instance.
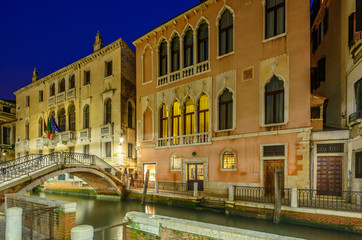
[46,117,52,140]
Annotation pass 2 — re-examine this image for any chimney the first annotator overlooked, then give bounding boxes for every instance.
[93,31,104,52]
[32,67,39,82]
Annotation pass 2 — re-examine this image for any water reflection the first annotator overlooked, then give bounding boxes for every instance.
[29,192,361,240]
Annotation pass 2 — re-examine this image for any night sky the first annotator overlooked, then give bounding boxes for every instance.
[0,0,200,100]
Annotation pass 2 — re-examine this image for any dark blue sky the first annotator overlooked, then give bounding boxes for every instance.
[0,0,200,100]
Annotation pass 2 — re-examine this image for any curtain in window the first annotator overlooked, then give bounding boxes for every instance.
[69,105,75,131]
[160,104,168,138]
[265,76,284,124]
[159,41,168,76]
[84,105,89,129]
[219,9,233,55]
[184,30,193,67]
[355,79,362,111]
[184,98,195,135]
[223,151,235,169]
[172,102,181,137]
[171,36,180,72]
[219,89,233,130]
[198,94,209,133]
[198,23,208,63]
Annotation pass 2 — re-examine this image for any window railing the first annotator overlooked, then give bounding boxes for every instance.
[47,96,55,106]
[157,132,210,147]
[56,92,65,103]
[349,110,362,123]
[80,129,91,140]
[157,60,210,87]
[35,138,43,147]
[60,131,76,142]
[100,123,112,137]
[67,88,76,99]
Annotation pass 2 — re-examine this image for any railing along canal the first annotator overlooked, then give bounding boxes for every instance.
[234,186,291,205]
[0,152,122,183]
[23,206,58,240]
[94,221,131,240]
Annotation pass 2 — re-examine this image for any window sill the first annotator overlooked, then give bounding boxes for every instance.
[142,139,154,143]
[221,168,237,172]
[170,169,181,172]
[217,51,234,60]
[261,122,287,128]
[104,74,114,79]
[262,33,286,43]
[142,80,153,85]
[215,128,235,133]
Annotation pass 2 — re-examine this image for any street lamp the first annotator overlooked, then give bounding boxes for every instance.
[119,136,124,144]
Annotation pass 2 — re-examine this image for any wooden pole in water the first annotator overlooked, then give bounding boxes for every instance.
[141,169,150,205]
[273,168,282,224]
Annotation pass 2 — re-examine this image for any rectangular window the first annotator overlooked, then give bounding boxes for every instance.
[39,90,44,102]
[3,106,11,113]
[2,127,11,145]
[263,145,285,157]
[356,152,362,178]
[128,143,133,158]
[83,145,90,155]
[105,61,113,77]
[105,142,111,157]
[265,0,285,39]
[25,96,30,107]
[84,71,90,85]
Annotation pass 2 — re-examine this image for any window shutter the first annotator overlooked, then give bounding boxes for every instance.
[357,0,362,31]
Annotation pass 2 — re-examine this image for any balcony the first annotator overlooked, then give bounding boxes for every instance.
[48,96,55,106]
[349,12,362,57]
[67,88,76,100]
[79,129,91,142]
[56,92,65,104]
[49,135,59,147]
[22,140,29,149]
[157,132,211,148]
[60,131,76,144]
[100,123,113,138]
[35,138,43,148]
[157,60,210,87]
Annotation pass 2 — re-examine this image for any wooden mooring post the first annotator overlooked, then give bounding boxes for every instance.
[273,168,282,224]
[141,169,150,205]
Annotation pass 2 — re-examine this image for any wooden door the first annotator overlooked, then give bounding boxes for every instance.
[264,160,284,195]
[187,163,204,191]
[317,156,342,195]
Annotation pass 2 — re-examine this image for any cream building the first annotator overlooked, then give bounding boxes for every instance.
[0,99,16,162]
[14,32,136,170]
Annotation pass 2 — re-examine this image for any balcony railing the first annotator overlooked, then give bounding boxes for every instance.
[157,60,210,87]
[234,186,291,206]
[56,92,65,103]
[80,129,91,141]
[100,124,112,138]
[67,88,76,99]
[349,110,362,123]
[22,140,29,149]
[157,132,211,147]
[35,138,43,147]
[60,131,76,143]
[349,12,362,51]
[47,96,55,106]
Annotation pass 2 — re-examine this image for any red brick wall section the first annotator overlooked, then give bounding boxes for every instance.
[54,212,76,240]
[125,228,160,240]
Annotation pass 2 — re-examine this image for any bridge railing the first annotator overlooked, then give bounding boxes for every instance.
[0,154,43,170]
[0,153,60,183]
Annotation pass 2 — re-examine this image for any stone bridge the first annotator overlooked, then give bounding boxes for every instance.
[0,152,126,206]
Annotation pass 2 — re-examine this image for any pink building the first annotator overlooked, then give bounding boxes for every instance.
[133,0,311,193]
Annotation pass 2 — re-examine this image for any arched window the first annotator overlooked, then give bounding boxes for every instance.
[198,94,209,133]
[128,102,133,128]
[219,89,233,130]
[221,150,236,170]
[25,121,29,140]
[38,117,43,137]
[171,102,181,137]
[183,29,193,67]
[83,105,89,129]
[170,153,181,171]
[265,76,284,124]
[197,22,209,63]
[159,104,168,138]
[159,41,168,77]
[105,99,112,124]
[58,108,66,131]
[171,36,180,72]
[265,0,285,39]
[184,98,194,135]
[68,105,76,131]
[219,9,233,56]
[50,83,55,96]
[143,107,152,140]
[58,79,65,93]
[69,75,75,89]
[143,46,152,83]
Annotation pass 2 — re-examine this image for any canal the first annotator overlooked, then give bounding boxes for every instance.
[29,191,360,240]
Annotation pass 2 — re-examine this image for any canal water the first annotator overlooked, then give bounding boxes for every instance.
[29,192,360,240]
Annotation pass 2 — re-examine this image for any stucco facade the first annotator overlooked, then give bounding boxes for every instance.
[14,32,136,169]
[134,0,311,191]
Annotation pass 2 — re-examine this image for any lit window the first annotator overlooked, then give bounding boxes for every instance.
[219,9,233,55]
[171,102,181,137]
[222,150,236,169]
[265,76,284,124]
[184,98,194,135]
[159,104,168,138]
[171,153,181,171]
[265,0,285,39]
[219,89,233,130]
[198,94,209,133]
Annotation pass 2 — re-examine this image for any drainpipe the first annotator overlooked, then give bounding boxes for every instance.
[310,142,314,190]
